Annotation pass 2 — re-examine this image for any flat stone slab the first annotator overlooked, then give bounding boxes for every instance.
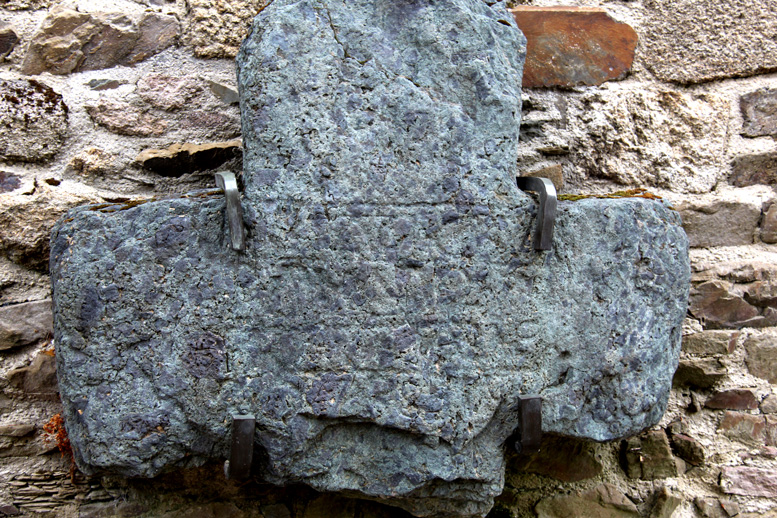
[511,7,637,88]
[51,2,690,517]
[741,88,777,137]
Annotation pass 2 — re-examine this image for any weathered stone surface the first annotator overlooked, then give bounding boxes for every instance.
[694,497,736,518]
[743,279,777,308]
[677,194,761,248]
[721,466,777,498]
[0,184,101,271]
[761,394,777,414]
[68,148,118,178]
[682,330,738,355]
[762,202,777,244]
[86,79,126,91]
[741,88,777,137]
[0,258,51,306]
[22,8,179,75]
[718,411,777,447]
[0,424,35,437]
[137,75,204,111]
[0,0,48,9]
[689,280,776,329]
[511,7,636,88]
[51,2,689,516]
[719,501,740,517]
[0,504,21,516]
[135,141,242,176]
[706,389,758,410]
[86,80,239,140]
[0,299,52,351]
[0,423,45,458]
[0,172,22,193]
[521,164,563,192]
[745,331,777,383]
[0,24,19,60]
[621,430,678,480]
[730,152,777,187]
[693,259,777,285]
[180,110,240,138]
[570,90,728,194]
[641,0,777,84]
[6,352,58,395]
[650,487,681,518]
[509,435,602,482]
[669,433,704,466]
[183,0,267,58]
[673,358,726,389]
[129,12,180,65]
[0,79,68,163]
[207,80,240,106]
[86,99,167,137]
[535,483,639,518]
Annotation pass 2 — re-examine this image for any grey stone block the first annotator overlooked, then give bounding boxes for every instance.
[51,1,690,517]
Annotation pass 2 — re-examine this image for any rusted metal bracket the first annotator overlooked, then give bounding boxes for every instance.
[516,177,557,251]
[514,395,542,455]
[215,171,246,252]
[224,414,255,480]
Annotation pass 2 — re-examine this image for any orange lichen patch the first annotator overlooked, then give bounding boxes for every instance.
[558,188,665,202]
[88,198,155,212]
[43,413,76,480]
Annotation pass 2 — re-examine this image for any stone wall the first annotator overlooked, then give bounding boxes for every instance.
[0,0,775,517]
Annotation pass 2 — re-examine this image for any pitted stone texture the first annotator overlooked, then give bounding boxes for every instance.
[0,79,68,163]
[1,183,101,271]
[53,195,688,517]
[51,2,689,517]
[568,89,728,194]
[86,75,240,140]
[641,0,777,84]
[86,99,168,137]
[183,0,268,58]
[21,7,178,75]
[731,151,777,187]
[237,0,525,209]
[741,88,777,138]
[1,0,49,9]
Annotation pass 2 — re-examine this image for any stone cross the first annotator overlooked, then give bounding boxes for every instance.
[51,1,690,516]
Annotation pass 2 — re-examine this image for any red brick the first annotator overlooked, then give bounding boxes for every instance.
[511,7,637,88]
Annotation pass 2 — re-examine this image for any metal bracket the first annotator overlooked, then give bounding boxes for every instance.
[215,172,246,252]
[516,177,557,251]
[224,414,255,480]
[514,395,542,455]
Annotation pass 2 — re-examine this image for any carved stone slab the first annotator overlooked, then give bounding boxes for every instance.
[51,1,689,517]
